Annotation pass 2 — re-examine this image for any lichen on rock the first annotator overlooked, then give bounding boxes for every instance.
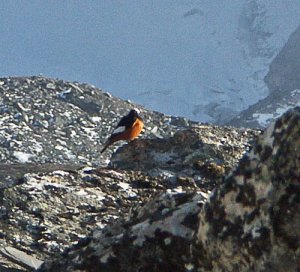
[196,107,300,271]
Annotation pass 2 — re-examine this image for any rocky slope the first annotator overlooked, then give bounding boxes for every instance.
[0,76,261,271]
[0,75,201,188]
[0,76,199,166]
[39,107,300,271]
[1,77,299,271]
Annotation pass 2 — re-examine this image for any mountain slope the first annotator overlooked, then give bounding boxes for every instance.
[0,76,196,168]
[227,25,300,128]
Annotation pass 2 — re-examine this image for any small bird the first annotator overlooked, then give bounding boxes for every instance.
[101,108,144,153]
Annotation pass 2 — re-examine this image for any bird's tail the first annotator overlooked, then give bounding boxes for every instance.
[100,136,119,153]
[100,141,110,153]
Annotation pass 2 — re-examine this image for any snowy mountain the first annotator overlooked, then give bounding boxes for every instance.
[228,25,300,128]
[0,1,300,123]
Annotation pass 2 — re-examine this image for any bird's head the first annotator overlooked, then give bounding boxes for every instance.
[129,108,141,117]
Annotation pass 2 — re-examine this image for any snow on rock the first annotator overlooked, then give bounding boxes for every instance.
[13,151,34,163]
[227,24,300,128]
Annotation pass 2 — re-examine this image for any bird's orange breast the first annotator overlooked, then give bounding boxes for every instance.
[115,118,143,141]
[127,118,144,140]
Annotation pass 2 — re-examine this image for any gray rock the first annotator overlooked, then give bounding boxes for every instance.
[197,106,300,271]
[1,167,185,261]
[39,192,207,272]
[0,247,43,270]
[110,126,259,191]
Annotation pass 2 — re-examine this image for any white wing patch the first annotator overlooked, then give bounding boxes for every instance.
[113,126,126,134]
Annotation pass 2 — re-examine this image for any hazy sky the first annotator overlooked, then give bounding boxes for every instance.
[0,1,193,93]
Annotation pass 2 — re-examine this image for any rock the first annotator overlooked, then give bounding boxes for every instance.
[1,167,189,261]
[0,247,43,270]
[39,192,207,272]
[110,126,259,191]
[196,106,300,271]
[38,107,300,271]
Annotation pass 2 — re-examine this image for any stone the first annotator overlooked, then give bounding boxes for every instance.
[110,126,258,191]
[196,107,300,271]
[39,192,207,272]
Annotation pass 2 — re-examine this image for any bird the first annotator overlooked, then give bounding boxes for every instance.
[101,108,144,153]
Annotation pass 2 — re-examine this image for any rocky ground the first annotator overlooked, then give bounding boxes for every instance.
[0,77,298,271]
[39,107,300,272]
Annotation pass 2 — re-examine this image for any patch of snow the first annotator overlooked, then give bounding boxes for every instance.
[253,97,300,127]
[13,151,34,163]
[75,189,88,196]
[64,149,76,160]
[152,151,176,164]
[52,170,69,176]
[90,116,101,123]
[31,142,43,153]
[54,145,64,151]
[252,113,275,127]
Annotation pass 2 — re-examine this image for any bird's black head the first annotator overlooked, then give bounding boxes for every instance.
[128,108,140,117]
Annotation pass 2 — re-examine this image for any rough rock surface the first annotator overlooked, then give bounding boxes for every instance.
[111,126,258,191]
[197,106,300,271]
[39,107,300,271]
[227,88,300,129]
[0,76,260,271]
[2,168,168,259]
[40,192,207,272]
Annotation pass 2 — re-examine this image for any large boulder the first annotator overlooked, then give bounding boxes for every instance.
[39,191,207,272]
[1,167,192,262]
[110,125,258,191]
[197,106,300,271]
